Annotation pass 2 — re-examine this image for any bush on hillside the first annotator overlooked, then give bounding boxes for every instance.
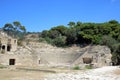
[73,66,81,70]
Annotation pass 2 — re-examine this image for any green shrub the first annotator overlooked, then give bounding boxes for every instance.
[85,65,93,69]
[39,37,46,42]
[99,35,117,50]
[44,37,53,44]
[52,36,66,47]
[73,66,80,70]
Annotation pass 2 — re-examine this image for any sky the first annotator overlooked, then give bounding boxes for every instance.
[0,0,120,32]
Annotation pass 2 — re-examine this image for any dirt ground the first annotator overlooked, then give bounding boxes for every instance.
[1,66,120,80]
[0,66,72,80]
[114,67,120,75]
[0,68,50,80]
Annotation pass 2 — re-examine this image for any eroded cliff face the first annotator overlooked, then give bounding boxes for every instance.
[0,42,112,67]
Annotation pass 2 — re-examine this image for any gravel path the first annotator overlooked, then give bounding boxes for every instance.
[44,66,120,80]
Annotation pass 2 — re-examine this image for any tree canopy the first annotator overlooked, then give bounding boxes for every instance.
[40,20,120,46]
[2,21,26,39]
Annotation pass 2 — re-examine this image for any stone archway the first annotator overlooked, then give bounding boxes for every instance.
[2,45,5,50]
[7,44,11,51]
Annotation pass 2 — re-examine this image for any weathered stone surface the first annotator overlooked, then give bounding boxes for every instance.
[27,42,112,67]
[0,30,17,52]
[0,41,112,68]
[0,31,112,68]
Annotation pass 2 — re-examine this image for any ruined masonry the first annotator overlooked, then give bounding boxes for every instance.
[0,30,112,67]
[0,30,33,66]
[0,32,17,53]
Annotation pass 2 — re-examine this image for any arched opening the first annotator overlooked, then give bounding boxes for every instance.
[7,44,11,51]
[2,45,5,50]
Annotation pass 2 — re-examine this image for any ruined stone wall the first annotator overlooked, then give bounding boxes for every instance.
[0,54,32,66]
[0,46,34,66]
[0,37,17,52]
[0,31,17,52]
[27,42,84,66]
[39,52,83,65]
[32,43,112,67]
[73,45,112,67]
[0,41,112,67]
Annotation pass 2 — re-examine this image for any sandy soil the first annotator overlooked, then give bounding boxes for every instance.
[0,66,71,80]
[0,66,120,80]
[44,66,120,80]
[0,68,48,80]
[114,67,120,75]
